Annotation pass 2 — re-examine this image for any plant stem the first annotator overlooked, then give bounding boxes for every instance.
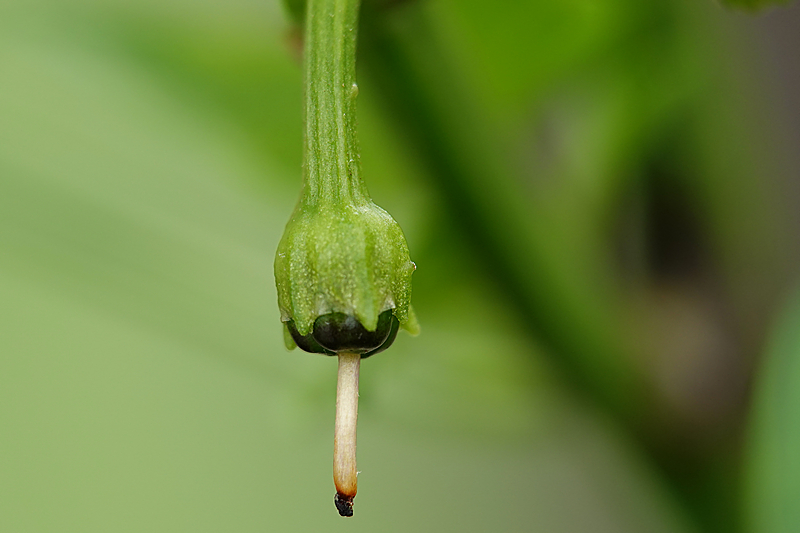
[303,0,368,209]
[333,352,360,516]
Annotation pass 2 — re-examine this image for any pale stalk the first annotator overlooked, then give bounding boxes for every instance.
[333,352,360,516]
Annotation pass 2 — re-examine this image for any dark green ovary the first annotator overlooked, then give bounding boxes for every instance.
[286,309,399,358]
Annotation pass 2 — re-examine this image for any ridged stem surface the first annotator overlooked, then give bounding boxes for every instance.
[303,0,367,209]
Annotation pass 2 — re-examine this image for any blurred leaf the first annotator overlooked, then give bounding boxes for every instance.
[746,287,800,533]
[283,0,305,23]
[718,0,792,10]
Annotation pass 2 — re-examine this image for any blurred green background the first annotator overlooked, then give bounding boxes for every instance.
[2,0,799,531]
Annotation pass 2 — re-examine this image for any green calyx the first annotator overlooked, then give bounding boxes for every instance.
[275,201,417,337]
[274,0,418,345]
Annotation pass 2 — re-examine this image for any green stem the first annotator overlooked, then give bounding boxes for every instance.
[303,0,369,209]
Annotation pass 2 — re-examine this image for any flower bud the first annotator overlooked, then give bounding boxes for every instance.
[274,0,417,362]
[275,202,418,356]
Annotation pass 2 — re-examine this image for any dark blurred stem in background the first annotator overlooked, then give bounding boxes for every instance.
[358,5,648,422]
[356,3,745,533]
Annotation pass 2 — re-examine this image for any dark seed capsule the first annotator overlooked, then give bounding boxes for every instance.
[286,309,399,356]
[313,310,393,353]
[362,313,399,359]
[286,325,336,355]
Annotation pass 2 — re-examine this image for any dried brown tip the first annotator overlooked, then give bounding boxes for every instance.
[334,492,354,517]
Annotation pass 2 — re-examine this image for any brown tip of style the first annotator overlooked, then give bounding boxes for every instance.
[334,492,354,517]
